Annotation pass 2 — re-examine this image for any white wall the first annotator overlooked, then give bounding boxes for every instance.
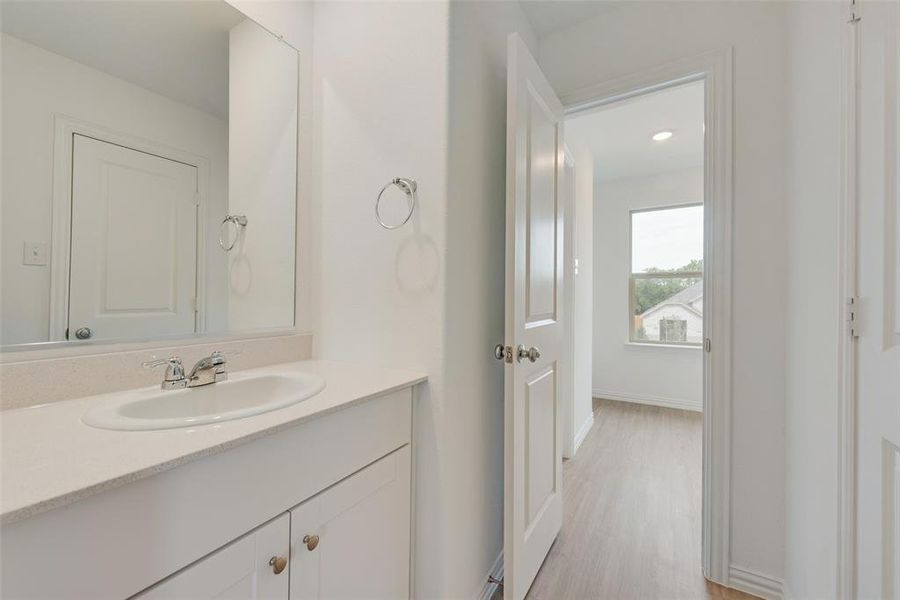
[312,2,536,597]
[0,33,228,345]
[572,146,594,451]
[591,168,703,410]
[539,1,788,585]
[225,0,314,334]
[227,19,297,331]
[783,2,844,598]
[312,3,450,597]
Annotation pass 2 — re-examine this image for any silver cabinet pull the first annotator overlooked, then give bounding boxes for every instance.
[517,345,541,363]
[74,327,92,340]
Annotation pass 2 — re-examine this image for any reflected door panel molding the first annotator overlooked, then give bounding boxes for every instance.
[68,135,199,341]
[48,118,211,343]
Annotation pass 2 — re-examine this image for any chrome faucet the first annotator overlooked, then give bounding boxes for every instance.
[187,351,228,387]
[142,356,187,390]
[143,351,228,390]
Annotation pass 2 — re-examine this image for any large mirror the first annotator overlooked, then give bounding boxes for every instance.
[0,0,298,349]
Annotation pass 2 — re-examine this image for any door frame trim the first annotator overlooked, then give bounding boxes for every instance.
[559,47,734,585]
[49,114,211,341]
[837,4,859,598]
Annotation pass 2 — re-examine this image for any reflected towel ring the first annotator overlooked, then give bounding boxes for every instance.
[219,215,247,251]
[375,178,417,230]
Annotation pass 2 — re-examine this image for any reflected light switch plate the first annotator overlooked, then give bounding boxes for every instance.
[23,241,48,266]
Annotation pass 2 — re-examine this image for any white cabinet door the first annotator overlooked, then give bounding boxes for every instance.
[68,134,199,342]
[136,514,290,600]
[289,446,411,600]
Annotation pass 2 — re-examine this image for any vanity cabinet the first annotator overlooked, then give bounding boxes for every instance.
[137,514,291,600]
[1,386,416,600]
[136,446,411,600]
[290,446,411,600]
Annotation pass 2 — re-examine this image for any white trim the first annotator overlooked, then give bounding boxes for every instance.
[624,341,702,350]
[476,551,503,600]
[837,2,859,598]
[48,114,211,342]
[562,146,578,461]
[0,327,306,364]
[562,47,734,585]
[729,565,784,600]
[573,413,595,454]
[593,389,701,413]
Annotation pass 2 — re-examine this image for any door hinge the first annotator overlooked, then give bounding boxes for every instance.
[847,296,860,338]
[704,338,711,353]
[849,0,861,23]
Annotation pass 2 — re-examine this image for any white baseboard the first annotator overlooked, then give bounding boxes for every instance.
[573,413,594,454]
[592,389,702,413]
[476,551,503,600]
[729,565,783,600]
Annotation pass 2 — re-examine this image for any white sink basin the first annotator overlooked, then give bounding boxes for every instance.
[82,372,326,431]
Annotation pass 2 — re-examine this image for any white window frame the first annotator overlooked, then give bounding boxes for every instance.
[628,203,704,346]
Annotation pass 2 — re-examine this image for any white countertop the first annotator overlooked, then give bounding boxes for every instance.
[0,360,426,525]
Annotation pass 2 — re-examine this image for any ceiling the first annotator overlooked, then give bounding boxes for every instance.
[1,1,246,120]
[519,1,619,38]
[565,81,705,182]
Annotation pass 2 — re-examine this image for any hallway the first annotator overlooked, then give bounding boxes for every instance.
[518,399,756,600]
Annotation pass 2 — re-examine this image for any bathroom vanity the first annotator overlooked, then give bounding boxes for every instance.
[0,2,431,598]
[0,361,425,599]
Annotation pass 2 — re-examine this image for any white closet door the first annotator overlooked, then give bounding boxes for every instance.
[289,446,411,600]
[136,514,290,600]
[68,134,198,341]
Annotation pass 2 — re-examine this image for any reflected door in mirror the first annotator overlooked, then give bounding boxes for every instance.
[68,135,199,341]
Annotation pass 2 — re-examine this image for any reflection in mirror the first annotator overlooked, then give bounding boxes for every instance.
[0,1,298,349]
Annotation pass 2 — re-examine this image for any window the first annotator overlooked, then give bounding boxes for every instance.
[629,205,703,345]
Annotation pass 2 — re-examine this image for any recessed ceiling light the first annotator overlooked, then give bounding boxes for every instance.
[651,130,673,142]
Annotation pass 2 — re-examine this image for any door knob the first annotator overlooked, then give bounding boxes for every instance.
[74,327,92,340]
[302,534,319,551]
[495,344,513,363]
[269,556,287,575]
[517,345,541,363]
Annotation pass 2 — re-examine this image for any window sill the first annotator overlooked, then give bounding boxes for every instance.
[624,341,703,350]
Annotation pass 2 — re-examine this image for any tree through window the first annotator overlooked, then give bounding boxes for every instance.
[630,205,703,345]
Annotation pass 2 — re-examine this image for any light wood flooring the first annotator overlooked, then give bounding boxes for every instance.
[494,398,758,600]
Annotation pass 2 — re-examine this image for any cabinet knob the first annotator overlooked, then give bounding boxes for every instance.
[302,534,320,551]
[269,556,287,575]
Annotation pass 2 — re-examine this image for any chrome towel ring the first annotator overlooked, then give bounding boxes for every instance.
[219,214,247,251]
[375,178,417,230]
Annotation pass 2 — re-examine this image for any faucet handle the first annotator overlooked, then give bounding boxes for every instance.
[142,356,186,388]
[142,356,182,369]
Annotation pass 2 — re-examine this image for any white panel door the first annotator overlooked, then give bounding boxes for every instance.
[68,134,198,341]
[136,513,290,600]
[857,2,900,598]
[289,446,411,600]
[504,33,565,600]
